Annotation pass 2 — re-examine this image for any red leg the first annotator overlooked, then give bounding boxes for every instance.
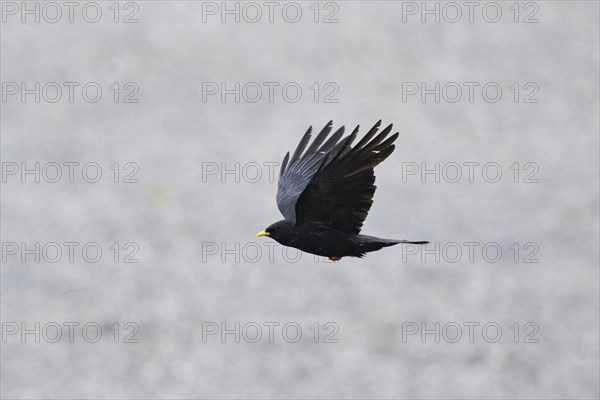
[328,256,342,262]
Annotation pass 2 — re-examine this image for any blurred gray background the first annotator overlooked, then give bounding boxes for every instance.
[1,1,599,398]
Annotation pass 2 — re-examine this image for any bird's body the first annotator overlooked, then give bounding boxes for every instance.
[264,220,427,259]
[257,121,428,260]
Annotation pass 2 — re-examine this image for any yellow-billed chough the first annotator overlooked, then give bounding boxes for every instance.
[256,121,428,261]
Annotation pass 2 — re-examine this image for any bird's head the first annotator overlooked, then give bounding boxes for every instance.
[256,220,294,243]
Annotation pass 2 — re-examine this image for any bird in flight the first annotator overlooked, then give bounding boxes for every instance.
[256,120,428,261]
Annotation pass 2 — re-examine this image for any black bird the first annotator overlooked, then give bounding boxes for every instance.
[256,121,428,261]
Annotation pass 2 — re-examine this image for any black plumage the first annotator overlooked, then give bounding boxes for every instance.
[256,121,428,261]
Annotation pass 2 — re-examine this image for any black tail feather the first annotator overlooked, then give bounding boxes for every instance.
[387,240,429,245]
[355,235,428,255]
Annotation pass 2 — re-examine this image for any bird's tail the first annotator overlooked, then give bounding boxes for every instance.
[357,235,429,254]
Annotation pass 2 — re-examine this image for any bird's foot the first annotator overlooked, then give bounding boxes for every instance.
[328,256,342,262]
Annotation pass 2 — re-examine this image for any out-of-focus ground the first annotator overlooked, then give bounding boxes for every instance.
[1,1,599,399]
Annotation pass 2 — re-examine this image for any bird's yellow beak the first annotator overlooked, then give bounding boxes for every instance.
[256,230,270,237]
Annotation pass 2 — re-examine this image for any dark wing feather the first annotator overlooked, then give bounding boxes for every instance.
[294,121,399,234]
[276,121,345,221]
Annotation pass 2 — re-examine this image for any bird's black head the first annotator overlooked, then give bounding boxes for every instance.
[256,220,295,244]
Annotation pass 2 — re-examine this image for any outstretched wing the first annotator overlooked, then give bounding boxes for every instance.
[276,121,345,221]
[294,120,399,234]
